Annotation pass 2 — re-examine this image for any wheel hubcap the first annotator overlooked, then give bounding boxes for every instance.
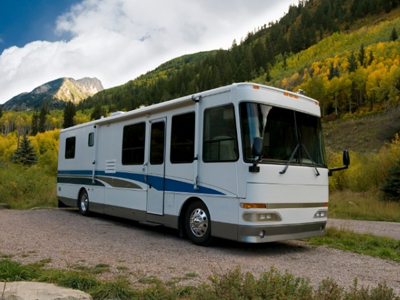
[80,194,88,212]
[189,208,208,237]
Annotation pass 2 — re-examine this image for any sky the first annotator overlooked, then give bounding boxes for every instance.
[0,0,295,105]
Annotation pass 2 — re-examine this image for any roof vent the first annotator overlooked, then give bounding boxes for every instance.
[297,89,306,95]
[110,111,125,117]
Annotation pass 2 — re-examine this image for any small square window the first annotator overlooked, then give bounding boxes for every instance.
[88,132,94,147]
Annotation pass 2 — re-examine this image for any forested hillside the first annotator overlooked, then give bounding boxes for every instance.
[77,0,400,120]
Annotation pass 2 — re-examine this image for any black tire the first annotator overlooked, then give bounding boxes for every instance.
[78,189,90,216]
[184,201,212,246]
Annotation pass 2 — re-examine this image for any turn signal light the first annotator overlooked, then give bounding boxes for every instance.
[241,203,267,209]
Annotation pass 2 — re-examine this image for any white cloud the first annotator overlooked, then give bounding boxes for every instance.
[0,0,295,104]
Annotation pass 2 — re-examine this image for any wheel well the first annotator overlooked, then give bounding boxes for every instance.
[178,197,206,238]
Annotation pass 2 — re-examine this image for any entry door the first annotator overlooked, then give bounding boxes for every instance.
[146,118,166,215]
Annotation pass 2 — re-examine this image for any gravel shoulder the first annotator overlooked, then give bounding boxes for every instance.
[327,218,400,240]
[0,209,399,293]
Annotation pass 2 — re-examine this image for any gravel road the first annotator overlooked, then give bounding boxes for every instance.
[0,209,399,293]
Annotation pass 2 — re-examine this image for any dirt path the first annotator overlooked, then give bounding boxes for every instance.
[0,209,399,294]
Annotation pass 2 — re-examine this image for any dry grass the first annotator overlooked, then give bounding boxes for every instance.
[328,190,400,222]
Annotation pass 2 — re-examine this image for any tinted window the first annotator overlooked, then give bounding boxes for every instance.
[122,123,145,165]
[150,121,165,165]
[203,105,238,162]
[65,137,76,159]
[88,132,94,147]
[171,112,195,164]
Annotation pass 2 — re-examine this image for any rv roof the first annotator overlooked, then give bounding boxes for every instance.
[60,83,319,132]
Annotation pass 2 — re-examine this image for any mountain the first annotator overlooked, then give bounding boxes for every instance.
[77,0,400,120]
[2,77,103,111]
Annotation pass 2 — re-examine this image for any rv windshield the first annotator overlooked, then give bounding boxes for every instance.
[240,102,327,167]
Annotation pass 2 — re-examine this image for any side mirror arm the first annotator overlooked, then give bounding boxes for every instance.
[328,165,348,176]
[328,150,350,176]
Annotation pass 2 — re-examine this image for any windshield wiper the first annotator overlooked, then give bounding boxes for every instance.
[279,143,320,176]
[279,144,300,175]
[279,111,320,176]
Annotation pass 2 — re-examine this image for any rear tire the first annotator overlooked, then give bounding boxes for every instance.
[78,190,90,216]
[184,201,212,246]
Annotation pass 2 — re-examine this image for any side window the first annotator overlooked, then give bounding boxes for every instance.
[150,121,165,165]
[171,112,195,164]
[122,122,145,165]
[65,137,76,159]
[88,132,94,147]
[203,104,238,162]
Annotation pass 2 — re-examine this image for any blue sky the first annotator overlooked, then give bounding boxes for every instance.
[0,0,295,104]
[0,0,78,53]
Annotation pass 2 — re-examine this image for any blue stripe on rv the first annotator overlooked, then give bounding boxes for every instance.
[57,170,225,195]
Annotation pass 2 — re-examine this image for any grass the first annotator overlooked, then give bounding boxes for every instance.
[0,163,57,209]
[306,227,400,262]
[0,259,398,300]
[329,190,400,222]
[323,111,386,153]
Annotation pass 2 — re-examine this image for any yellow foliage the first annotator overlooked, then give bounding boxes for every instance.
[329,134,400,192]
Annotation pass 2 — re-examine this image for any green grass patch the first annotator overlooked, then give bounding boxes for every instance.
[0,164,57,209]
[329,190,400,222]
[306,227,400,262]
[0,258,398,300]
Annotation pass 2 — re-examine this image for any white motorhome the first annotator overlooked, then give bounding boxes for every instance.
[57,83,349,245]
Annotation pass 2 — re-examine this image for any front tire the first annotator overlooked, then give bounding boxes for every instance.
[184,201,212,246]
[78,190,90,216]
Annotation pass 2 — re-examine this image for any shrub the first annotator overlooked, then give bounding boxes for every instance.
[381,158,400,202]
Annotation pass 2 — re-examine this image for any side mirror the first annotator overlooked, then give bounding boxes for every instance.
[249,137,264,173]
[343,150,350,166]
[252,137,264,157]
[328,150,350,176]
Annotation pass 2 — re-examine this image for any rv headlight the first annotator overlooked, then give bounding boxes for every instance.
[314,210,328,218]
[243,212,282,222]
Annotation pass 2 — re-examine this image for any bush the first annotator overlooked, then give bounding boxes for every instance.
[381,158,400,202]
[0,164,57,209]
[328,134,400,193]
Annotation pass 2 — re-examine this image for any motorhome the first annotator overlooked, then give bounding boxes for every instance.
[57,83,349,245]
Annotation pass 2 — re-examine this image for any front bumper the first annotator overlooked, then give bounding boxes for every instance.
[237,221,326,243]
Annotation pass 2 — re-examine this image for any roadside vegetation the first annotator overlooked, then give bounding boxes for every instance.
[306,227,400,262]
[0,258,398,300]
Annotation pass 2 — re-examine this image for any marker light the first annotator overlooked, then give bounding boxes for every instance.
[241,203,266,209]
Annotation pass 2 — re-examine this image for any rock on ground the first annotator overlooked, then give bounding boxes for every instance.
[0,281,92,300]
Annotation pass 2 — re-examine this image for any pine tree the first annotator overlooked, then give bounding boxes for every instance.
[328,63,340,80]
[0,106,3,119]
[391,27,398,41]
[63,101,76,129]
[31,111,39,136]
[368,50,375,65]
[347,51,358,73]
[358,44,366,67]
[11,135,38,166]
[381,158,400,202]
[91,102,103,120]
[38,103,49,133]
